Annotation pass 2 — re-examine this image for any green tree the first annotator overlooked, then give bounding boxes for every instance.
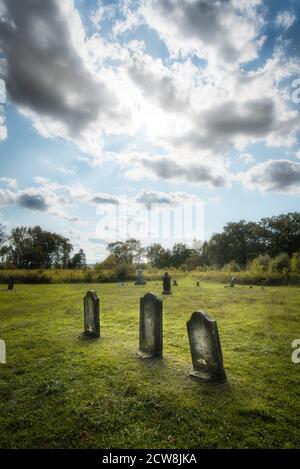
[70,248,87,269]
[8,226,73,268]
[107,238,144,265]
[170,243,192,268]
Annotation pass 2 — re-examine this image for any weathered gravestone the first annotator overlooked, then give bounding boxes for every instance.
[162,272,172,295]
[7,276,14,291]
[135,269,147,285]
[224,277,236,288]
[186,311,226,382]
[173,279,178,287]
[138,292,163,359]
[196,281,200,287]
[83,290,100,338]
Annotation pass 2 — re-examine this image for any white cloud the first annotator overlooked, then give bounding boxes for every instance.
[239,153,255,164]
[0,177,17,189]
[275,11,296,31]
[240,159,300,194]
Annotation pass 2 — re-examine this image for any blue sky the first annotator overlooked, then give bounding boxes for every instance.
[0,0,300,262]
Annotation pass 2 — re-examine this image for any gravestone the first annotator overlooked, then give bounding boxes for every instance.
[186,311,226,382]
[162,272,172,295]
[7,276,14,291]
[83,290,100,338]
[196,281,200,287]
[135,269,147,285]
[230,277,236,287]
[138,292,163,359]
[173,279,178,287]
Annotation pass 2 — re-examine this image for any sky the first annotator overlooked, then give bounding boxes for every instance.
[0,0,300,263]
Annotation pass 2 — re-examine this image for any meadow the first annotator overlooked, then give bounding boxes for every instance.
[0,277,300,448]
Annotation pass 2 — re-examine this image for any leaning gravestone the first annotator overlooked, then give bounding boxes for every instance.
[230,277,236,287]
[83,290,100,338]
[162,272,172,295]
[186,311,226,382]
[135,269,147,285]
[138,292,163,359]
[7,276,14,291]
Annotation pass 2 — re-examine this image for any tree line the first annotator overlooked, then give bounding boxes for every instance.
[99,212,300,271]
[1,212,300,271]
[0,225,86,269]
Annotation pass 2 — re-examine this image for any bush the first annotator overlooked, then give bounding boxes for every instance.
[249,255,272,273]
[291,252,300,273]
[222,261,241,272]
[114,263,135,281]
[270,253,290,273]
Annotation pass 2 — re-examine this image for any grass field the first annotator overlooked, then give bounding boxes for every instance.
[0,278,300,449]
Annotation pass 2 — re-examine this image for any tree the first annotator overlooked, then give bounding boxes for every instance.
[107,238,145,265]
[8,226,73,269]
[146,243,172,268]
[260,213,300,257]
[170,243,192,268]
[206,221,265,267]
[70,248,87,269]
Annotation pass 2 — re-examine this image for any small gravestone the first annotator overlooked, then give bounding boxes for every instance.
[173,279,178,287]
[224,277,236,288]
[138,292,163,359]
[83,290,100,338]
[135,269,147,285]
[7,276,14,291]
[196,281,200,287]
[162,272,172,295]
[186,311,226,382]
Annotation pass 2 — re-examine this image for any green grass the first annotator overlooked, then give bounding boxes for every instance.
[0,278,300,448]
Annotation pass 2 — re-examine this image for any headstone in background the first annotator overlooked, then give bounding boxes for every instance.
[135,269,147,285]
[162,272,172,295]
[7,276,14,291]
[230,277,236,287]
[138,292,163,359]
[186,311,226,382]
[83,290,100,338]
[196,281,200,287]
[173,279,178,287]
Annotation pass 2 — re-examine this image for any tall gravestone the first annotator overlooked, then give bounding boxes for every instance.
[83,290,100,338]
[186,311,226,382]
[162,272,172,295]
[138,292,163,359]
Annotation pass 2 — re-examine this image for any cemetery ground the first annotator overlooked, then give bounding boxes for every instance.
[0,278,300,449]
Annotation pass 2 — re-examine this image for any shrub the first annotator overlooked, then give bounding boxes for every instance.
[115,263,135,281]
[222,261,241,272]
[291,252,300,273]
[270,253,290,273]
[249,255,272,273]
